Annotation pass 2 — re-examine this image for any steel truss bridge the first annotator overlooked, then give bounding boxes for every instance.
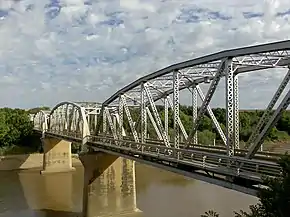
[33,40,290,195]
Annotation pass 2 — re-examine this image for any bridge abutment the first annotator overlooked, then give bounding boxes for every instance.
[41,137,75,174]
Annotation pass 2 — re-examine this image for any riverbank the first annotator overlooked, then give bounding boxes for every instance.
[0,153,82,171]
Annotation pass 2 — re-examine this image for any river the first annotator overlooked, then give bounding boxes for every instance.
[0,158,257,217]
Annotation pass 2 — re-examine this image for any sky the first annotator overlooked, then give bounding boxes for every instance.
[0,0,290,109]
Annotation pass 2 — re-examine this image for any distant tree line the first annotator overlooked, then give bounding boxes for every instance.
[0,105,290,155]
[27,106,50,115]
[123,105,290,148]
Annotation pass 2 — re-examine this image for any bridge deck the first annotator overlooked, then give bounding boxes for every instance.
[40,130,281,195]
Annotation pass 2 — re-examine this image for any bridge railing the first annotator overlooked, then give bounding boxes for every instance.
[89,135,281,178]
[97,134,282,160]
[40,128,283,162]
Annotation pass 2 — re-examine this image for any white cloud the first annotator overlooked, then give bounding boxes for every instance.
[0,0,290,109]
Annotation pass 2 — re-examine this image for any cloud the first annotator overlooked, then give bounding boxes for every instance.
[0,0,290,109]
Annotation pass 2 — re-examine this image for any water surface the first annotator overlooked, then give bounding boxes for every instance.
[0,158,257,217]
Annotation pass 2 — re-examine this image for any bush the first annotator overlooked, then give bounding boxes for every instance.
[0,108,39,155]
[198,130,216,145]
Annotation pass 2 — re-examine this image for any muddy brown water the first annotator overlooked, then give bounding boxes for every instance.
[0,158,257,217]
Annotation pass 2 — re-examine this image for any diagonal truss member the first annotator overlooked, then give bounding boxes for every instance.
[246,68,290,149]
[104,107,118,141]
[146,107,163,140]
[185,59,228,147]
[121,95,140,143]
[196,85,227,145]
[246,87,290,158]
[167,97,188,141]
[144,84,171,147]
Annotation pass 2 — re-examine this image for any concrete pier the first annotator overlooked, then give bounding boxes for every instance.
[41,138,75,174]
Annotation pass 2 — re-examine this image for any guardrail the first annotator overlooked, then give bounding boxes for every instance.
[97,134,283,161]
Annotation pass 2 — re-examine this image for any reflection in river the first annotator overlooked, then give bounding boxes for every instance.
[0,158,257,217]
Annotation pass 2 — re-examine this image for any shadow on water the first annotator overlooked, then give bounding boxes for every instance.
[0,132,43,171]
[34,209,81,217]
[0,135,42,214]
[0,170,30,214]
[1,209,82,217]
[0,154,32,171]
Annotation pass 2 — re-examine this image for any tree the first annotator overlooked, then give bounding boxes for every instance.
[235,154,290,217]
[201,210,220,217]
[27,106,50,114]
[198,130,216,145]
[0,108,34,148]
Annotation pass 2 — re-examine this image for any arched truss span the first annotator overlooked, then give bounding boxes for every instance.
[99,40,290,158]
[33,110,50,132]
[48,101,94,139]
[33,40,290,159]
[104,40,290,106]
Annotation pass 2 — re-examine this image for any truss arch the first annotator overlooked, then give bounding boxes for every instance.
[98,40,290,152]
[33,110,50,132]
[48,101,90,139]
[104,40,290,107]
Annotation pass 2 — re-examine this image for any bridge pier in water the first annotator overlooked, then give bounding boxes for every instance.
[41,137,75,174]
[80,152,140,217]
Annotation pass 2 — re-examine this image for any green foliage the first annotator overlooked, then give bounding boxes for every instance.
[201,210,220,217]
[0,108,34,147]
[2,105,290,155]
[0,108,40,154]
[277,112,290,135]
[197,130,216,145]
[126,106,290,145]
[71,142,82,153]
[27,106,50,114]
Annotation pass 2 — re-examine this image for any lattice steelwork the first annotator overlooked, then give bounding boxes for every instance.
[48,102,90,139]
[100,40,290,160]
[33,102,106,144]
[33,110,50,137]
[33,40,290,161]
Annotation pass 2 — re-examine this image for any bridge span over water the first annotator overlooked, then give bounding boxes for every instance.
[32,40,290,210]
